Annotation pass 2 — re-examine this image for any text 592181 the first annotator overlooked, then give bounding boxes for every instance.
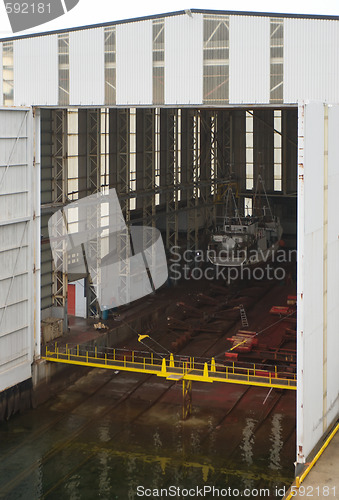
[5,3,51,14]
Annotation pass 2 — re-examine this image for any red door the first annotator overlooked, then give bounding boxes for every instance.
[68,284,76,316]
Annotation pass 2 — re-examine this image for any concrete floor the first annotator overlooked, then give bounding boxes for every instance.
[285,428,339,498]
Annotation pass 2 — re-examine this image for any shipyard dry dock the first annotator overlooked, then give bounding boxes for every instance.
[1,7,339,500]
[0,277,298,498]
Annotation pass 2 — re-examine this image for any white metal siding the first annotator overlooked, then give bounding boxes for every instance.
[32,109,41,360]
[325,105,339,428]
[13,36,58,106]
[229,16,270,104]
[69,28,105,106]
[116,21,152,105]
[0,107,39,392]
[164,14,203,105]
[297,102,339,464]
[0,44,3,107]
[284,19,339,103]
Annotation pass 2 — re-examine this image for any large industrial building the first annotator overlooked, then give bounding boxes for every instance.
[1,8,339,473]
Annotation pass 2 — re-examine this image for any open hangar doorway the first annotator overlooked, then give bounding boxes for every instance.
[41,104,339,473]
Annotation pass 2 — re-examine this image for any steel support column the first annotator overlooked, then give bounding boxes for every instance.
[215,110,233,216]
[182,379,192,420]
[185,110,200,252]
[142,109,156,229]
[165,109,179,250]
[200,110,215,229]
[51,109,68,309]
[116,109,130,306]
[253,109,274,192]
[86,109,101,317]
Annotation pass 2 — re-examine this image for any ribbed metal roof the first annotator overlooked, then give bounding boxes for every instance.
[1,8,339,42]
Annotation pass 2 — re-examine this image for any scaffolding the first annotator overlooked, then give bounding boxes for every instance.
[42,107,296,318]
[51,109,68,309]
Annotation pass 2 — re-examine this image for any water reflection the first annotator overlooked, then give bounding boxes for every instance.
[153,428,162,449]
[190,429,201,454]
[240,417,257,466]
[65,474,81,500]
[269,413,283,470]
[127,456,137,500]
[0,390,294,499]
[240,417,257,491]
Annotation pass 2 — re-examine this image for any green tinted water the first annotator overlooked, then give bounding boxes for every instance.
[0,371,295,500]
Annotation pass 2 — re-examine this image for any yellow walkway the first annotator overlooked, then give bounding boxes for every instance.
[42,343,296,391]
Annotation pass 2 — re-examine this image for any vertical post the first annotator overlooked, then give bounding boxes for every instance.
[182,379,192,421]
[323,104,329,433]
[164,109,179,251]
[85,109,102,317]
[184,110,200,252]
[51,109,68,318]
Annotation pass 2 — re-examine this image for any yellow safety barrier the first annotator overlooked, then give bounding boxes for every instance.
[43,344,297,391]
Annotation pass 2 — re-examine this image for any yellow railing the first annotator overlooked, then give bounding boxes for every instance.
[43,343,297,390]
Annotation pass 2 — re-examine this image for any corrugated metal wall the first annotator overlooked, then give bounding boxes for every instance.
[2,13,339,105]
[69,28,105,106]
[0,44,2,107]
[116,20,152,105]
[0,107,40,392]
[285,19,339,103]
[164,14,203,105]
[326,105,339,429]
[229,15,270,104]
[297,102,339,464]
[13,36,58,106]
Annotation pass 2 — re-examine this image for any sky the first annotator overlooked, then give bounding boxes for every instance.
[0,0,339,38]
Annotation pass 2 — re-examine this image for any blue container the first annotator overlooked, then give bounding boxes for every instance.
[102,309,109,320]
